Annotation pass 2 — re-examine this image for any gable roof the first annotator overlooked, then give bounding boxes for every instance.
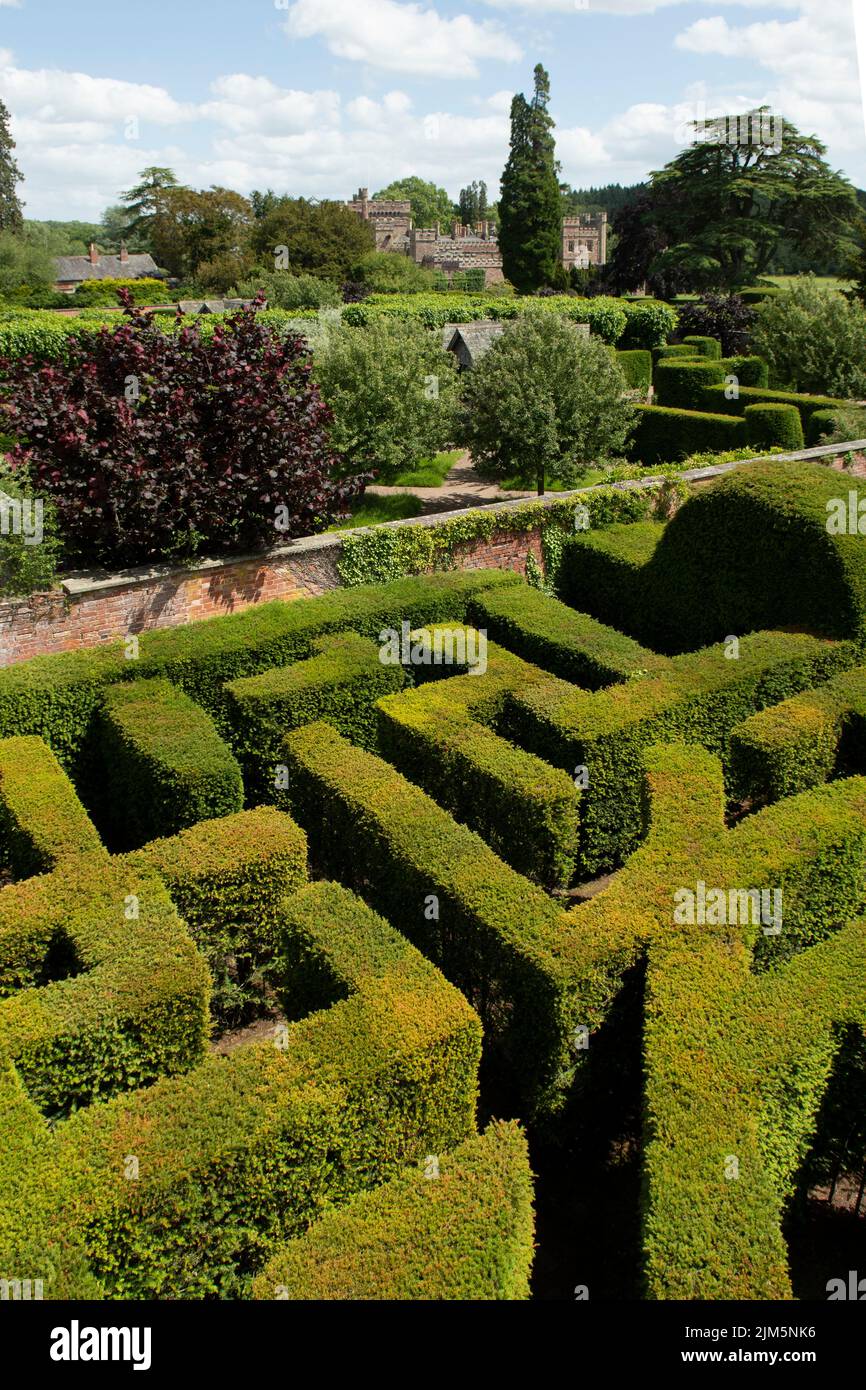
[445,321,505,363]
[53,253,162,283]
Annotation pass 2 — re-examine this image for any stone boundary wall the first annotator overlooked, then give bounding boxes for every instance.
[2,440,864,668]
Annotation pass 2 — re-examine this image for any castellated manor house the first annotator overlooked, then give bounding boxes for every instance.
[346,188,607,286]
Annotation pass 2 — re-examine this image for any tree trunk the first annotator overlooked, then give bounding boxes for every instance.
[537,469,545,497]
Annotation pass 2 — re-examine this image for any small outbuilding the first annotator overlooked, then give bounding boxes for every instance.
[444,321,505,370]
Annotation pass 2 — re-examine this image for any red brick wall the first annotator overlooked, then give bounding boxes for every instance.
[0,526,541,668]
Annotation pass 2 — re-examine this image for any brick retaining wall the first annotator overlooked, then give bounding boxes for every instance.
[3,440,864,668]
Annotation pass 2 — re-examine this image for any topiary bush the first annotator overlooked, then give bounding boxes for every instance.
[653,358,726,409]
[314,316,460,482]
[0,294,364,568]
[682,334,722,360]
[615,348,652,393]
[751,277,866,398]
[744,402,804,451]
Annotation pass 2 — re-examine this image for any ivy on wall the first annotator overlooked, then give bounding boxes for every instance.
[336,483,689,589]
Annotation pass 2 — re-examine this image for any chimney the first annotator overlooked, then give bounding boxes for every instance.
[119,243,128,264]
[89,243,99,265]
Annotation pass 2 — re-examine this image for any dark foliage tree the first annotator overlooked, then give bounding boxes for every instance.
[251,198,374,282]
[0,293,364,567]
[119,167,181,247]
[0,99,24,234]
[498,65,563,292]
[675,294,757,356]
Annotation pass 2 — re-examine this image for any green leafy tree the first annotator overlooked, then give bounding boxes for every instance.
[250,189,282,220]
[119,167,182,246]
[750,277,866,398]
[149,186,253,280]
[315,318,460,481]
[99,205,134,251]
[0,99,23,234]
[498,65,563,292]
[22,220,103,256]
[373,177,455,229]
[0,232,55,300]
[645,111,859,291]
[456,311,633,494]
[233,268,341,310]
[352,250,436,293]
[251,199,374,282]
[459,180,489,226]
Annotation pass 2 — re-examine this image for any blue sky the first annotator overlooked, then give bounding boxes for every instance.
[1,0,863,219]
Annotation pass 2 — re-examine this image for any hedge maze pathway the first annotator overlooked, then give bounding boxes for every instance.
[2,460,866,1301]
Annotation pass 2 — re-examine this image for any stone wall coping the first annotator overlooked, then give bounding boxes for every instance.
[35,437,866,602]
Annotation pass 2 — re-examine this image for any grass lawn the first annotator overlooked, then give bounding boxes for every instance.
[494,467,609,492]
[327,492,423,531]
[389,449,462,488]
[763,274,854,294]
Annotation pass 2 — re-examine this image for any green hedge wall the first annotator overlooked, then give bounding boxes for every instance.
[253,1121,534,1300]
[701,382,848,425]
[629,403,746,464]
[225,631,405,801]
[469,582,666,688]
[654,359,727,410]
[0,855,210,1114]
[560,459,866,655]
[280,721,570,1114]
[557,519,665,624]
[0,734,104,877]
[718,355,769,388]
[682,335,722,360]
[615,348,652,393]
[729,666,866,804]
[97,678,244,849]
[744,403,804,451]
[375,630,580,886]
[46,880,480,1297]
[0,570,519,778]
[507,629,853,876]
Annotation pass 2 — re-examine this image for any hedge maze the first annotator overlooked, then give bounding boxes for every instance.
[2,459,866,1300]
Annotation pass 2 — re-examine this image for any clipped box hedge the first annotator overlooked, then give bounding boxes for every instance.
[744,402,804,451]
[0,734,104,877]
[654,359,727,410]
[507,629,854,876]
[97,677,244,849]
[729,665,866,804]
[557,519,665,627]
[681,334,722,360]
[629,403,746,464]
[469,582,666,688]
[718,355,769,388]
[375,630,580,886]
[0,570,519,778]
[615,348,652,393]
[0,854,210,1114]
[253,1121,534,1301]
[127,805,309,960]
[700,381,848,425]
[44,880,480,1297]
[225,630,404,801]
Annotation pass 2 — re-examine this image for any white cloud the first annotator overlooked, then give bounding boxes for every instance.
[0,53,195,127]
[478,0,800,13]
[200,75,341,134]
[284,0,522,78]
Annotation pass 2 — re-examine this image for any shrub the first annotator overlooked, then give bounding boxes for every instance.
[629,404,746,464]
[225,631,405,800]
[72,278,166,307]
[0,735,103,877]
[96,678,244,849]
[717,355,769,388]
[805,405,866,447]
[744,403,804,451]
[0,233,55,302]
[254,1121,534,1300]
[314,317,460,482]
[653,359,726,409]
[352,252,437,294]
[681,334,722,360]
[232,269,341,311]
[615,348,651,393]
[0,296,364,567]
[49,879,480,1297]
[618,300,678,350]
[651,343,696,364]
[456,311,634,493]
[675,293,757,355]
[751,278,866,398]
[701,382,847,426]
[0,460,61,598]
